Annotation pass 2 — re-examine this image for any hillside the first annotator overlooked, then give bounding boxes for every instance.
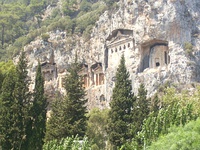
[1,0,200,109]
[0,0,117,60]
[1,0,200,149]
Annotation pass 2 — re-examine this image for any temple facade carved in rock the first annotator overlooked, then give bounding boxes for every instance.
[38,29,171,110]
[41,49,57,83]
[105,29,135,69]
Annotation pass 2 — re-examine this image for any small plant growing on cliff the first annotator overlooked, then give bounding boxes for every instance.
[184,42,193,57]
[41,33,50,42]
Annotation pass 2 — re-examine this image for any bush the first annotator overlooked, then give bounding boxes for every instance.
[41,33,50,42]
[43,136,91,150]
[86,108,109,150]
[184,42,193,56]
[148,118,200,150]
[80,0,92,12]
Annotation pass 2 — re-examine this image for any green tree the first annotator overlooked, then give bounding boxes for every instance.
[86,108,109,150]
[0,68,16,150]
[150,94,160,115]
[12,51,32,149]
[46,56,88,140]
[139,102,195,148]
[28,61,47,150]
[62,56,88,137]
[108,54,135,148]
[132,83,150,135]
[45,93,66,141]
[148,118,200,150]
[0,71,3,90]
[0,12,10,47]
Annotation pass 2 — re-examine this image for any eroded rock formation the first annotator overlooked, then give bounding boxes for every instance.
[21,0,200,109]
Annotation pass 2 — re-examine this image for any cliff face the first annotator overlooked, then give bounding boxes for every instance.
[23,0,200,109]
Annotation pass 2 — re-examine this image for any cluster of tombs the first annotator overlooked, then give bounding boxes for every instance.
[40,44,105,90]
[40,29,171,99]
[56,63,105,90]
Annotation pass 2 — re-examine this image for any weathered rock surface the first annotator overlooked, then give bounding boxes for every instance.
[22,0,200,109]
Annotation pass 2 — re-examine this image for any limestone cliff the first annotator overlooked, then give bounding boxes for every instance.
[22,0,200,109]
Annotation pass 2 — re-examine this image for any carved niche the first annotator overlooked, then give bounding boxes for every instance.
[105,29,134,68]
[79,64,90,88]
[140,39,170,72]
[91,63,104,86]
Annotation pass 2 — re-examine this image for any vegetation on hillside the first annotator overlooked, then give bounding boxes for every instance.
[0,52,47,149]
[45,55,88,141]
[0,1,199,149]
[148,118,200,150]
[0,54,200,149]
[0,0,119,61]
[107,54,135,148]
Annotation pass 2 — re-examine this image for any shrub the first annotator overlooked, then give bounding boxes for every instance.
[148,118,200,150]
[43,136,91,150]
[41,33,50,42]
[184,42,193,56]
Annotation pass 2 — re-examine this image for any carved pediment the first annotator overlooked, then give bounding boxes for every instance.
[110,35,130,44]
[106,29,133,41]
[79,64,88,75]
[92,63,103,73]
[41,62,56,70]
[93,65,102,73]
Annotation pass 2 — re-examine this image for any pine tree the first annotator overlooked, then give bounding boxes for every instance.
[0,68,16,150]
[133,83,150,135]
[46,56,88,140]
[12,51,32,149]
[63,56,88,138]
[150,94,160,115]
[45,93,68,141]
[108,54,135,148]
[0,71,4,92]
[28,61,47,150]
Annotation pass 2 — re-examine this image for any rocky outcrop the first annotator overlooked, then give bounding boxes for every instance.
[23,0,200,109]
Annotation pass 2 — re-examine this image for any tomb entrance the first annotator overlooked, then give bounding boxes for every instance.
[91,63,105,86]
[140,39,170,72]
[79,64,89,88]
[106,29,134,68]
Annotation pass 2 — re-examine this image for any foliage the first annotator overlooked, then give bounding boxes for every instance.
[0,68,17,150]
[148,118,200,150]
[13,51,32,149]
[0,51,32,150]
[108,54,135,148]
[43,136,91,150]
[80,0,92,12]
[41,33,50,42]
[132,83,150,136]
[162,87,179,106]
[0,60,15,90]
[150,94,160,114]
[62,56,88,137]
[74,2,106,34]
[0,60,14,75]
[190,86,200,114]
[184,42,193,57]
[46,56,88,141]
[119,86,199,150]
[28,61,47,150]
[86,108,109,150]
[45,93,66,141]
[139,102,195,147]
[0,0,118,61]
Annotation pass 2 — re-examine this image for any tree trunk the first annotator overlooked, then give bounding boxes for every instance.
[1,24,4,47]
